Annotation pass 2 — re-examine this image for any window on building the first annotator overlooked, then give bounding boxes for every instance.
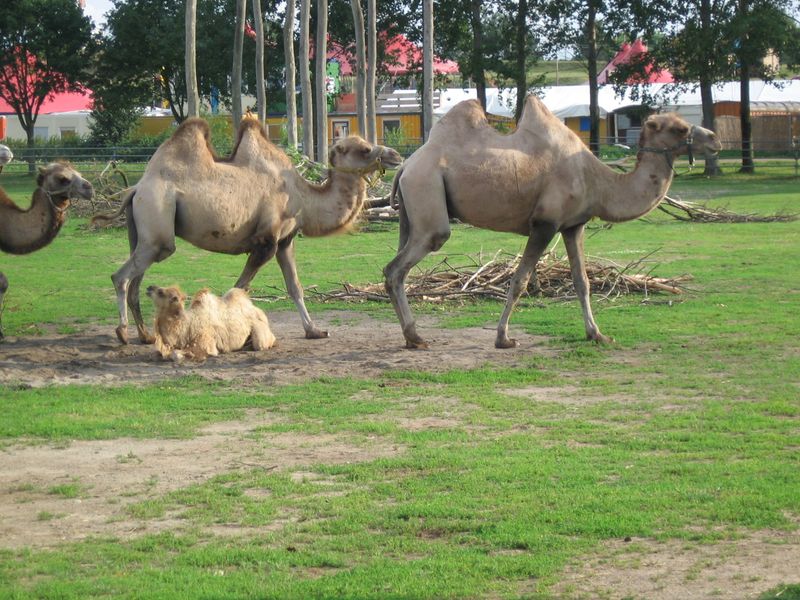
[60,127,77,140]
[332,120,349,141]
[34,126,49,140]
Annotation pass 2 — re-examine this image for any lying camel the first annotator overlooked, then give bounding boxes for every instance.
[147,284,276,361]
[0,162,94,339]
[94,117,402,346]
[384,97,721,349]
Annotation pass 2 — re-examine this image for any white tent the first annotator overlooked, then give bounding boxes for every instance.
[430,80,800,124]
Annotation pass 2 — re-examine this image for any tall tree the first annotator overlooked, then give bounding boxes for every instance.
[253,0,267,122]
[0,0,93,156]
[470,0,487,110]
[366,0,377,143]
[185,0,200,117]
[300,0,314,156]
[284,0,299,147]
[315,0,329,162]
[232,0,248,129]
[350,0,367,136]
[423,0,434,140]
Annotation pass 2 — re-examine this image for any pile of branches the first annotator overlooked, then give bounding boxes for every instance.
[74,161,131,225]
[659,195,797,223]
[312,249,692,305]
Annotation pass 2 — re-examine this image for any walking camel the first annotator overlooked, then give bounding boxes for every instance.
[384,96,721,349]
[93,117,402,345]
[0,162,94,339]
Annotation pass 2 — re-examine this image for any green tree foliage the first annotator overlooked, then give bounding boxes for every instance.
[92,0,288,141]
[0,0,94,149]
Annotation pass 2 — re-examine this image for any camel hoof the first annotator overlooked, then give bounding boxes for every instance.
[495,337,518,349]
[405,338,429,350]
[305,328,329,339]
[138,332,156,345]
[115,325,129,345]
[589,333,614,344]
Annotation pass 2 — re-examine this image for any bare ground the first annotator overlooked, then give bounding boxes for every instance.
[1,311,797,598]
[0,310,549,388]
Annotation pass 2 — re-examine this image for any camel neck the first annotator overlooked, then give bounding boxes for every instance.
[594,151,674,223]
[0,188,65,255]
[287,168,367,237]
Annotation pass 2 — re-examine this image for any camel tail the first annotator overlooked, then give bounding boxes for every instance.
[389,166,404,210]
[91,187,135,227]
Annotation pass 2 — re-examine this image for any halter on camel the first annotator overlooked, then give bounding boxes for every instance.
[638,124,696,174]
[328,157,387,187]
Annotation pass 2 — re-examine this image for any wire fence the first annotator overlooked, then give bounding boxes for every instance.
[1,139,799,178]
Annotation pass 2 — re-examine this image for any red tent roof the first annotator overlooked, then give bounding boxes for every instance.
[598,39,673,85]
[0,89,93,115]
[328,34,459,77]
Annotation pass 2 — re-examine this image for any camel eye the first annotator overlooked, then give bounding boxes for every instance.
[158,289,165,297]
[59,176,70,185]
[672,126,688,136]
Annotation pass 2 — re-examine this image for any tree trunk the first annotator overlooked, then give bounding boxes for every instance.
[700,79,722,175]
[470,0,486,111]
[699,0,721,175]
[232,0,247,130]
[314,0,329,163]
[185,0,200,118]
[586,0,600,156]
[366,0,377,144]
[253,0,267,123]
[300,0,314,156]
[737,0,754,173]
[350,0,367,137]
[284,0,298,147]
[739,62,754,173]
[422,0,434,141]
[513,0,528,122]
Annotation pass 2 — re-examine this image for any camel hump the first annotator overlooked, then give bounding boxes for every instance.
[517,94,561,131]
[172,117,211,142]
[428,99,489,143]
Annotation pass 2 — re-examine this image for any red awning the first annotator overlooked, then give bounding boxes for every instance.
[0,89,93,115]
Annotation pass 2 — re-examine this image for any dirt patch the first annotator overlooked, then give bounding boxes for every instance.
[0,411,403,550]
[0,311,552,388]
[550,531,800,599]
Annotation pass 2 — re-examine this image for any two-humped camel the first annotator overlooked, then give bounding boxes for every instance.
[0,162,94,339]
[94,117,402,345]
[384,96,721,349]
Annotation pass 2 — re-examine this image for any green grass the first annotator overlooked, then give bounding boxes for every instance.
[0,167,798,597]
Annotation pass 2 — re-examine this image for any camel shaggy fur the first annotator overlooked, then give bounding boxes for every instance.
[94,117,402,346]
[384,97,722,349]
[147,285,276,361]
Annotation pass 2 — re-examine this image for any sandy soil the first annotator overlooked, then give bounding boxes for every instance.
[0,310,548,388]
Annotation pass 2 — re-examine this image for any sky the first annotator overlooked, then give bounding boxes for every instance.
[82,0,113,30]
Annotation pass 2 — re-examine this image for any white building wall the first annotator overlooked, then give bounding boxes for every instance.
[2,111,92,141]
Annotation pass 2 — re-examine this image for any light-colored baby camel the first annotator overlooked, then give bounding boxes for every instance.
[384,96,722,349]
[147,284,276,361]
[0,162,94,339]
[93,117,402,345]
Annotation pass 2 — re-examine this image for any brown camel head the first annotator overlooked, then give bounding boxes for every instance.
[146,285,186,316]
[328,136,403,173]
[639,114,722,160]
[36,162,94,208]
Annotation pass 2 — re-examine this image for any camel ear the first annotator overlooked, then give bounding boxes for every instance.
[36,167,46,186]
[645,119,661,132]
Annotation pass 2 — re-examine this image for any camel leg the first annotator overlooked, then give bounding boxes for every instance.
[234,240,277,289]
[384,196,451,349]
[562,224,612,344]
[495,222,558,349]
[128,275,155,344]
[0,272,7,341]
[111,243,172,344]
[274,236,328,339]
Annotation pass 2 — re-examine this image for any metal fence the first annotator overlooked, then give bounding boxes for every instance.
[1,140,798,178]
